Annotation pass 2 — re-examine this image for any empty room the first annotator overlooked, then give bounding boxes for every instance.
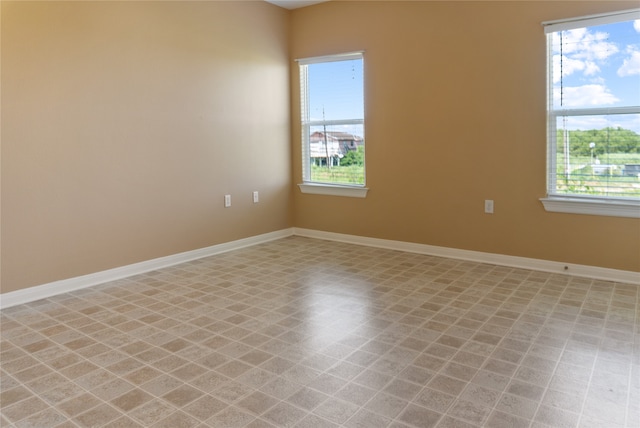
[1,1,639,427]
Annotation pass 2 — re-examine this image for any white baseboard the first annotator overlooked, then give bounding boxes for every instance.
[293,228,640,285]
[0,229,294,310]
[2,227,637,310]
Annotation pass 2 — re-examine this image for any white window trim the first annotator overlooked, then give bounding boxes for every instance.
[542,9,640,33]
[540,196,640,218]
[298,183,369,198]
[297,51,367,198]
[541,9,640,218]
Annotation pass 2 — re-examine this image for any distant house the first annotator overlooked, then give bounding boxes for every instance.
[309,131,363,166]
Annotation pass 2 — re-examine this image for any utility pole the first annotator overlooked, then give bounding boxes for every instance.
[323,107,331,168]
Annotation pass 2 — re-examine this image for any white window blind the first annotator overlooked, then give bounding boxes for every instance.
[541,10,640,216]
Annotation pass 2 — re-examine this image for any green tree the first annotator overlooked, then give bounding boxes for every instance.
[341,146,365,166]
[557,127,640,156]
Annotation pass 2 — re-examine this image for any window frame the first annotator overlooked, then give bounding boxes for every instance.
[540,9,640,218]
[297,52,368,198]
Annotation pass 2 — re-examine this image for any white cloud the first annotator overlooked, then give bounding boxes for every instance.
[618,48,640,77]
[584,33,617,61]
[552,55,601,83]
[584,61,600,76]
[552,55,583,83]
[556,29,618,61]
[554,84,620,107]
[634,20,640,33]
[552,28,618,80]
[554,28,586,55]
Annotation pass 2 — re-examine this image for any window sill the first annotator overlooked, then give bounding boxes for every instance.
[540,196,640,218]
[298,183,369,198]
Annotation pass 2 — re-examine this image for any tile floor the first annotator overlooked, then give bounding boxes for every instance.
[1,236,638,428]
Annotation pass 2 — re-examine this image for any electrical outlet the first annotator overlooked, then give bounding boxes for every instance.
[224,194,231,208]
[253,191,259,203]
[484,199,494,214]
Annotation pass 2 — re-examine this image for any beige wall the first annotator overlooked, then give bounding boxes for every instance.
[2,1,638,296]
[1,1,292,293]
[290,1,640,272]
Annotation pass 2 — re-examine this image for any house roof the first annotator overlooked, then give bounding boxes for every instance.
[310,131,363,142]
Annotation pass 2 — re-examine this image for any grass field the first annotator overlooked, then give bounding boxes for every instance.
[310,165,365,185]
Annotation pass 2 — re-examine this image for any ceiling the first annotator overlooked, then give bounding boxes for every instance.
[264,0,328,10]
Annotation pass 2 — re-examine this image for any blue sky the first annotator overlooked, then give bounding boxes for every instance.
[307,58,364,123]
[552,18,640,132]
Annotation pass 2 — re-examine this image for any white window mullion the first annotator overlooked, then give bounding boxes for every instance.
[552,106,640,117]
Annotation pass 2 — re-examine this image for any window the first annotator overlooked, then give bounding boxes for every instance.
[542,10,640,218]
[298,52,367,198]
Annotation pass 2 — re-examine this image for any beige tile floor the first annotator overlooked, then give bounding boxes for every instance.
[1,236,638,428]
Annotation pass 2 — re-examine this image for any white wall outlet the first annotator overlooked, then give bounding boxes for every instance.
[252,191,259,203]
[484,199,494,214]
[224,194,231,208]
